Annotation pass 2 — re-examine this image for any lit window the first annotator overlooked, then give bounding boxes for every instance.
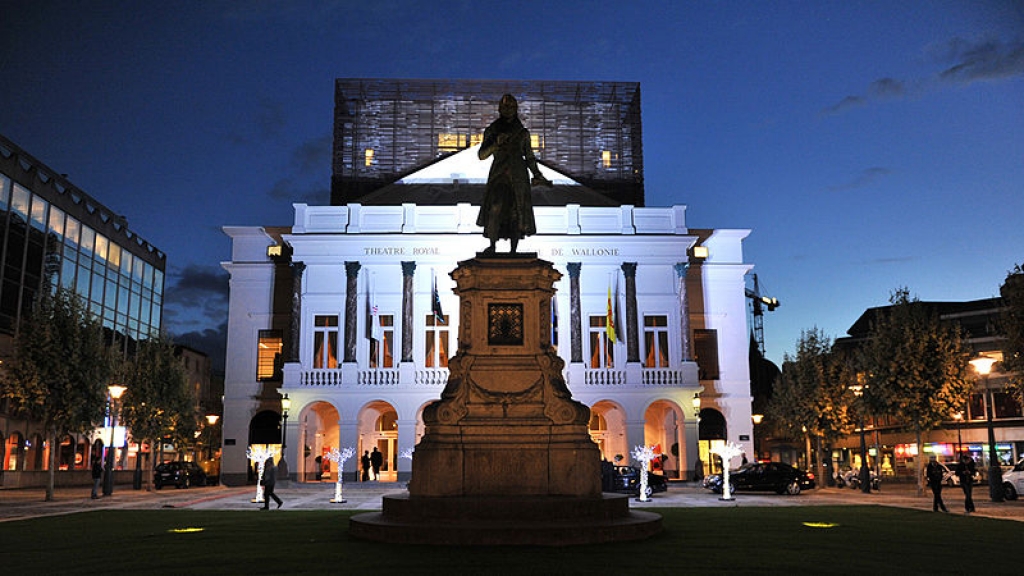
[643,315,670,368]
[602,150,612,168]
[369,315,394,368]
[531,134,543,150]
[588,315,614,368]
[313,315,339,369]
[425,314,449,368]
[364,149,374,166]
[257,330,283,380]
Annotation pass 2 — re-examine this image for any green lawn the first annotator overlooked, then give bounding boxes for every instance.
[2,506,1021,575]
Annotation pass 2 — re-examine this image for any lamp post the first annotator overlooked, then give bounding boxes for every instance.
[692,393,702,479]
[102,384,127,496]
[850,382,871,494]
[751,413,764,462]
[952,411,963,457]
[279,394,291,483]
[970,356,1003,502]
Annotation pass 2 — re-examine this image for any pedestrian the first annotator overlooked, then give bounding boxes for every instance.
[370,447,383,481]
[956,453,977,513]
[925,455,947,512]
[91,459,103,499]
[360,451,370,482]
[261,457,283,510]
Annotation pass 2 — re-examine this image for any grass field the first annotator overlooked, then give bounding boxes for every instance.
[2,506,1021,575]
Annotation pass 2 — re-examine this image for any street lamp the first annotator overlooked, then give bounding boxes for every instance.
[751,414,764,462]
[970,355,1003,502]
[102,384,127,496]
[952,410,963,457]
[205,414,220,462]
[692,393,702,479]
[850,381,871,494]
[279,394,291,482]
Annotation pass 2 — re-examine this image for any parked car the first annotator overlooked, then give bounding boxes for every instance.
[603,464,668,497]
[1002,458,1024,500]
[154,461,207,489]
[703,462,815,495]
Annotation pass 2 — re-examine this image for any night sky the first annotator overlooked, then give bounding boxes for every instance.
[2,1,1021,371]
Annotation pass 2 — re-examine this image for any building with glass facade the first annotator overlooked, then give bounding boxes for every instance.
[0,133,166,484]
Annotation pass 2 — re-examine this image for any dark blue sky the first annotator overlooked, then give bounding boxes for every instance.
[2,1,1022,369]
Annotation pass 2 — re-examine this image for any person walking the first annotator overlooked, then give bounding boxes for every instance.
[91,459,103,499]
[925,455,948,512]
[370,447,383,481]
[956,453,977,513]
[261,457,283,510]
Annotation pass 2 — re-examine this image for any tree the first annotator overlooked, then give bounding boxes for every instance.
[861,288,973,495]
[0,287,114,501]
[766,327,854,485]
[118,335,196,490]
[1000,263,1024,405]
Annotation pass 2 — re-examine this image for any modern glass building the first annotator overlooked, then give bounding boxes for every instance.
[1,133,166,481]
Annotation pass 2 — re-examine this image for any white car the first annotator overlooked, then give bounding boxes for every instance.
[1002,458,1024,500]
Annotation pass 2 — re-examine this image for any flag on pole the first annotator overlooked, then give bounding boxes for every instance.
[606,282,617,344]
[367,274,381,341]
[432,272,445,324]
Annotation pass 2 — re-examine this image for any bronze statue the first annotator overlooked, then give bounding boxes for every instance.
[477,94,551,254]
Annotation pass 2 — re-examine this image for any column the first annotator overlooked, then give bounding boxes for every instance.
[344,262,361,363]
[674,262,692,361]
[567,262,583,364]
[401,261,416,363]
[621,262,639,363]
[287,262,305,363]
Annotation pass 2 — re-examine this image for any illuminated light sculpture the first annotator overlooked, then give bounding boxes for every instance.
[324,447,355,503]
[631,445,660,502]
[246,446,275,503]
[711,441,744,501]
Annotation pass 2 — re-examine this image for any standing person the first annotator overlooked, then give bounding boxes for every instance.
[956,453,977,513]
[360,451,371,482]
[476,93,551,254]
[370,447,383,481]
[261,457,283,510]
[925,455,947,512]
[91,459,103,499]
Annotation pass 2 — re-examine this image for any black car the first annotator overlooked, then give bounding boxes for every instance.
[703,462,815,495]
[603,464,669,497]
[154,461,207,489]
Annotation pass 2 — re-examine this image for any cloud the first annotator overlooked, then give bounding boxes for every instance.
[293,134,331,174]
[162,264,229,370]
[826,167,892,193]
[173,323,228,373]
[823,37,1023,115]
[937,37,1024,84]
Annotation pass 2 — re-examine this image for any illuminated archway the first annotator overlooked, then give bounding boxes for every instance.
[298,401,340,483]
[357,401,399,482]
[589,400,627,463]
[644,400,686,480]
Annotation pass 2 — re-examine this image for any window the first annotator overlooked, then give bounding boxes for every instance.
[643,315,670,368]
[693,329,720,380]
[425,314,449,368]
[601,150,612,168]
[257,330,283,380]
[369,315,394,368]
[588,315,614,368]
[313,315,339,369]
[364,148,374,166]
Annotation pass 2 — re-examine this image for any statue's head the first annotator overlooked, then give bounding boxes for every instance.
[499,93,518,119]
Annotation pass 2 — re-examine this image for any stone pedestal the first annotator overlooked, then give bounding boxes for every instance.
[350,255,661,545]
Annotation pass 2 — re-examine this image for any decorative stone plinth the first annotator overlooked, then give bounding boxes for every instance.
[350,255,661,545]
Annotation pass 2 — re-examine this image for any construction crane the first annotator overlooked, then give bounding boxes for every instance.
[745,274,779,355]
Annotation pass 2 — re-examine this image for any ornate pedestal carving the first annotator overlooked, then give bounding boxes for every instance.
[350,255,661,545]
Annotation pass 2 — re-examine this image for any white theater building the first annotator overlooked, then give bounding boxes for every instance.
[219,147,754,486]
[218,79,756,486]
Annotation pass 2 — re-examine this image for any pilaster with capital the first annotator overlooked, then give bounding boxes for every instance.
[344,262,361,362]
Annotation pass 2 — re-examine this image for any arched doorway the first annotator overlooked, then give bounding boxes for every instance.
[698,408,728,475]
[358,401,398,482]
[644,400,685,479]
[299,401,340,483]
[248,410,282,483]
[589,401,627,463]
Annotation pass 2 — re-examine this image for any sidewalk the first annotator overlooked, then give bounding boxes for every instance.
[3,480,1022,523]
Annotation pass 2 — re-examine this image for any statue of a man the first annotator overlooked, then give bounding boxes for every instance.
[477,94,551,254]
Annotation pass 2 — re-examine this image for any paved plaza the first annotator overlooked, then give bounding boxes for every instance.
[2,480,1022,523]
